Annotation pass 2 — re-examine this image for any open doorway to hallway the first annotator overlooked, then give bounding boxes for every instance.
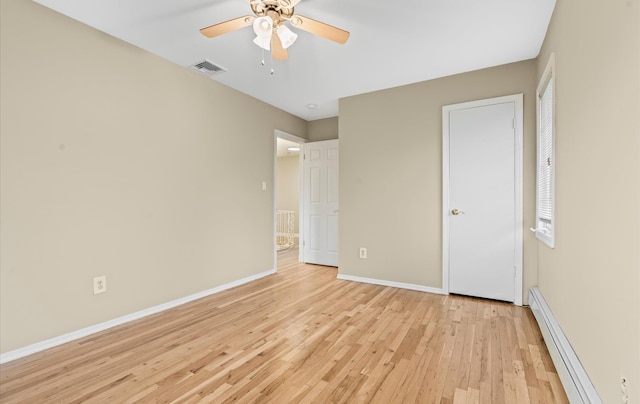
[275,132,305,267]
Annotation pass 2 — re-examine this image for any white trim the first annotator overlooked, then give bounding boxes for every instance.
[274,130,306,266]
[337,274,446,295]
[443,115,451,295]
[528,287,602,403]
[442,94,524,305]
[0,268,276,365]
[514,94,524,306]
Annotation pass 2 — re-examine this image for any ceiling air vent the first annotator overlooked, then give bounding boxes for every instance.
[190,59,226,77]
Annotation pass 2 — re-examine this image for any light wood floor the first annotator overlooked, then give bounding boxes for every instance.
[0,246,568,403]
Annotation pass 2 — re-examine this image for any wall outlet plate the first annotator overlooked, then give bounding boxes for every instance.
[359,247,367,259]
[93,276,107,295]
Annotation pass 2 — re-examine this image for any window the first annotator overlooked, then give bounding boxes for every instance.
[535,53,555,247]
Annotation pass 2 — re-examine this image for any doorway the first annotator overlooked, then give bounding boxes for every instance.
[442,94,523,305]
[275,131,306,267]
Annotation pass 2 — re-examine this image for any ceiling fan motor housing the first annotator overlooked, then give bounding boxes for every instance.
[250,0,295,25]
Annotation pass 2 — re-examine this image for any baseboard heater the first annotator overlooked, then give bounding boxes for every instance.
[528,287,602,403]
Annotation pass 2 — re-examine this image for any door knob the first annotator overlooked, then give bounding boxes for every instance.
[451,208,464,215]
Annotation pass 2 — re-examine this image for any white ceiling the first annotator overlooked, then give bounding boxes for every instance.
[33,0,556,121]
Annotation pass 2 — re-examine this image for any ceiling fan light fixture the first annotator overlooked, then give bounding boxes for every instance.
[253,16,273,38]
[276,25,297,49]
[253,35,271,50]
[200,1,351,62]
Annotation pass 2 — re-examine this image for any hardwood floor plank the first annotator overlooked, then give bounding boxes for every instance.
[490,318,506,403]
[445,319,473,400]
[466,387,481,404]
[453,388,468,404]
[547,371,570,404]
[467,319,485,391]
[529,344,549,382]
[0,245,568,403]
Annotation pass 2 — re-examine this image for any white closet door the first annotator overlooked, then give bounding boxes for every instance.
[446,99,518,302]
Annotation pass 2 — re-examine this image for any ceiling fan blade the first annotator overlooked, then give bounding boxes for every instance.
[290,15,350,44]
[200,16,254,38]
[271,32,288,60]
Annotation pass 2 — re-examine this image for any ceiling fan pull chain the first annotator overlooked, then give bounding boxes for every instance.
[270,52,274,75]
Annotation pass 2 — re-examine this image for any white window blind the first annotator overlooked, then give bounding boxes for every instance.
[535,54,555,247]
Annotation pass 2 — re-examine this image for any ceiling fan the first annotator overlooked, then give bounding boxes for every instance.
[199,0,350,60]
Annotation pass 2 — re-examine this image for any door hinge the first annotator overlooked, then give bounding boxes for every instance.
[512,118,515,129]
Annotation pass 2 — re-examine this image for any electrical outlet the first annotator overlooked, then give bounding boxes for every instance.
[93,276,107,295]
[359,247,367,259]
[621,377,629,404]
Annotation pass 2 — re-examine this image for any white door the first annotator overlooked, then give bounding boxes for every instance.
[443,95,523,303]
[303,140,339,267]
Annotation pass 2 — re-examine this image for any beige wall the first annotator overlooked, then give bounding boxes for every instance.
[276,155,300,233]
[339,60,538,296]
[535,0,640,402]
[0,0,306,353]
[307,117,339,141]
[3,3,639,401]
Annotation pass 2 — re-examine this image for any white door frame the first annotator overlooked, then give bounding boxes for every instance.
[442,94,524,305]
[274,129,307,267]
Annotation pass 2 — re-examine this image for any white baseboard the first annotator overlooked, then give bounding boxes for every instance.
[528,287,602,403]
[337,274,446,295]
[0,268,276,365]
